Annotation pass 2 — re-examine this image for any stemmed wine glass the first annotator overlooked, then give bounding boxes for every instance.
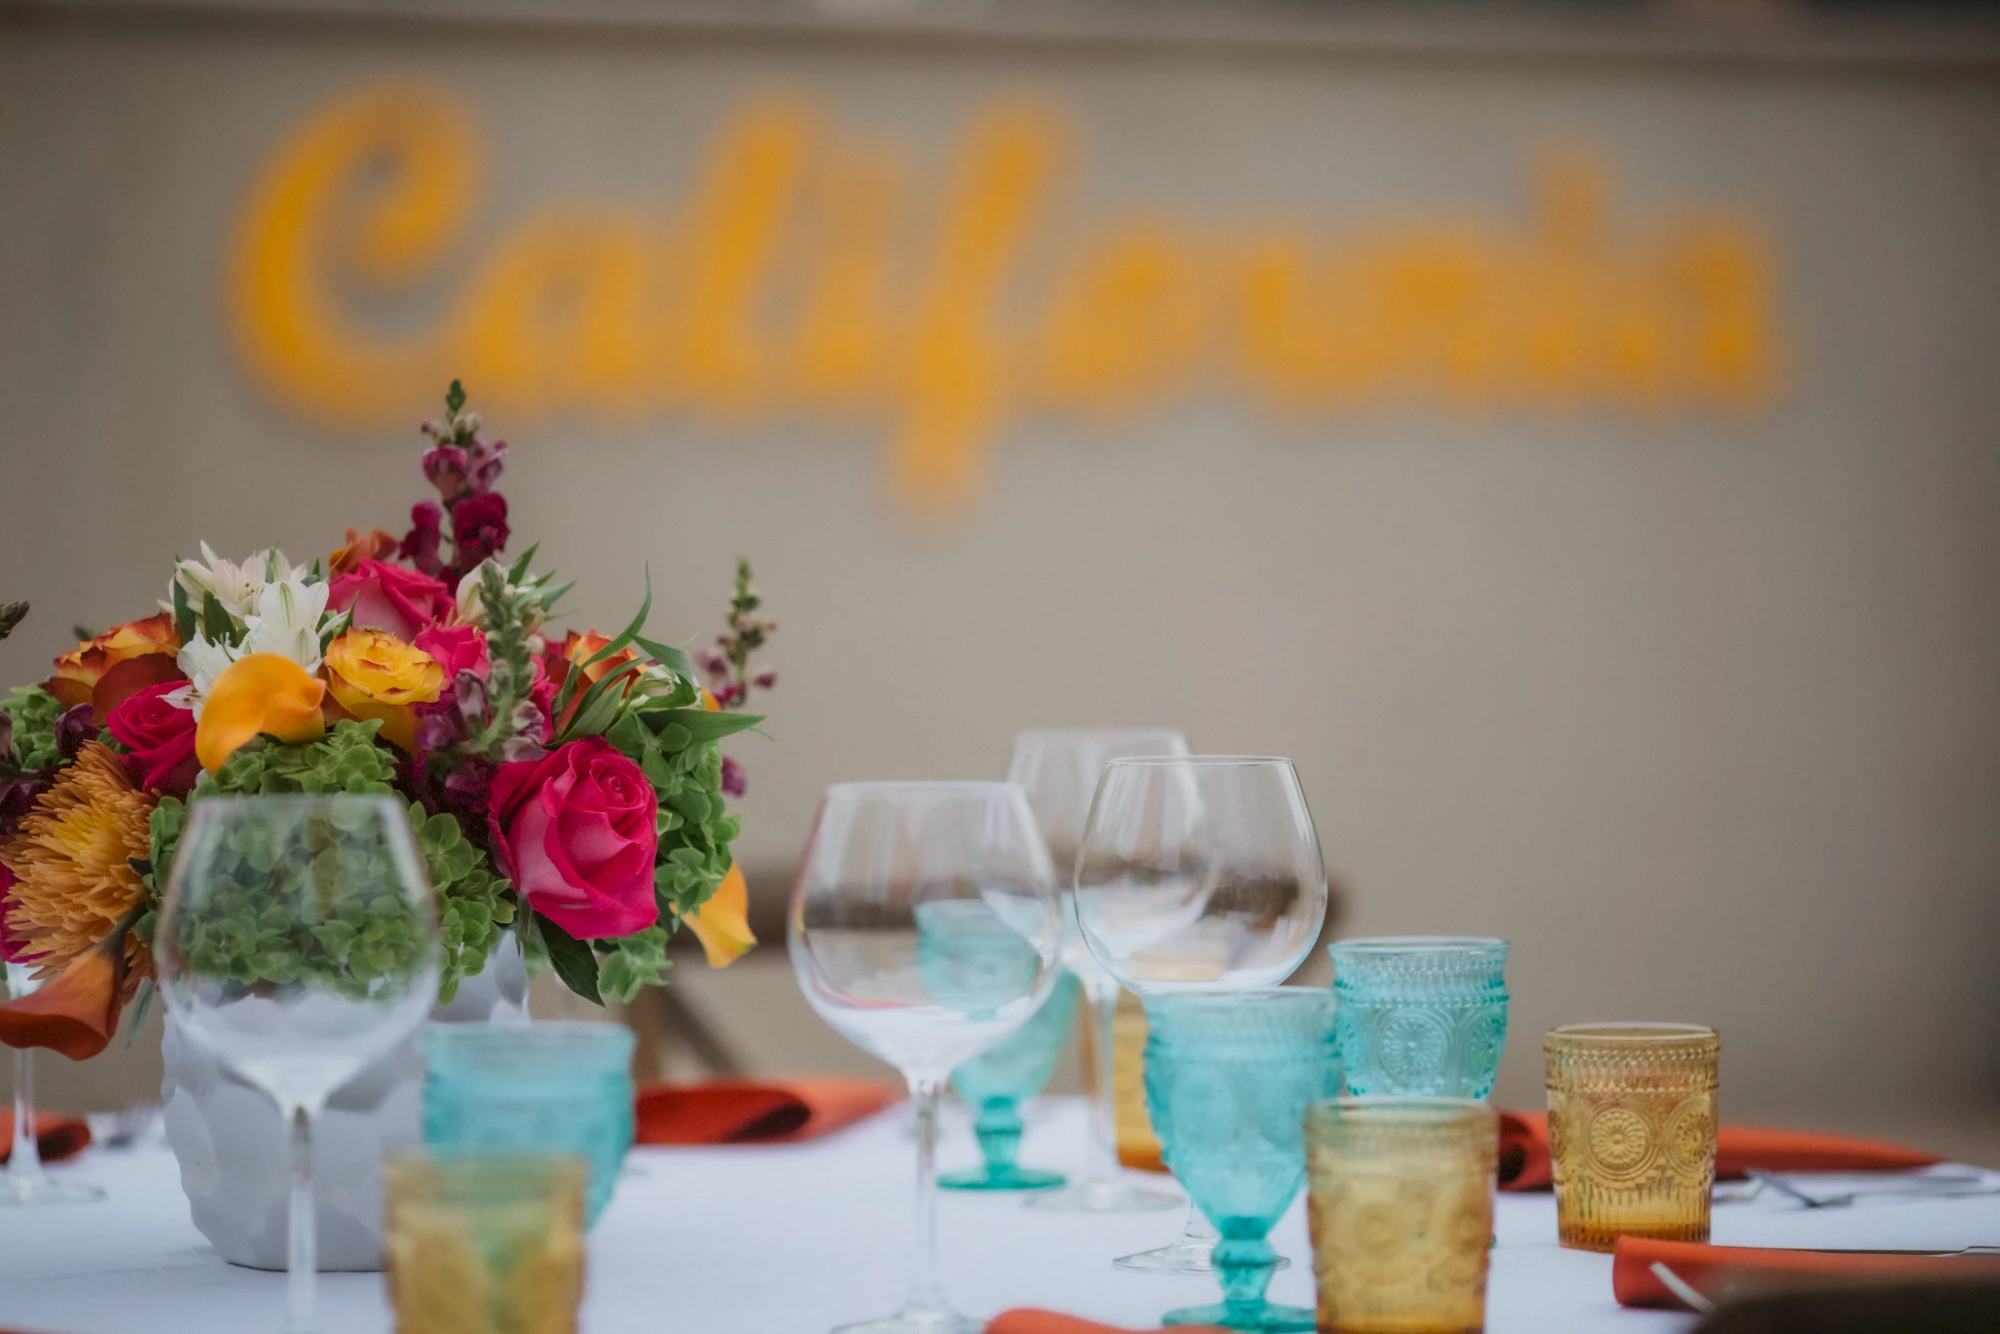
[1075,757,1328,1312]
[1,972,106,1206]
[790,782,1063,1334]
[1008,730,1187,1222]
[157,795,439,1334]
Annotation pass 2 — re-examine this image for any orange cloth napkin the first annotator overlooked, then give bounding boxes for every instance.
[0,1111,91,1165]
[1612,1236,2000,1310]
[1497,1111,1940,1191]
[634,1078,900,1145]
[985,1311,1226,1334]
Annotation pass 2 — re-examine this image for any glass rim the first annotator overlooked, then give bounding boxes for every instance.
[1331,935,1507,956]
[423,1020,636,1048]
[181,792,407,810]
[385,1146,590,1173]
[1308,1095,1496,1127]
[1545,1022,1718,1045]
[1102,754,1293,768]
[822,780,1026,798]
[1146,983,1331,1009]
[1013,726,1188,742]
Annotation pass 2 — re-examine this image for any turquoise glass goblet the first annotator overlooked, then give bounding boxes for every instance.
[422,1022,635,1226]
[1329,937,1508,1099]
[1143,988,1339,1333]
[942,969,1081,1191]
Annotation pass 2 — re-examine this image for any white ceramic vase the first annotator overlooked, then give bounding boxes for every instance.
[160,936,530,1271]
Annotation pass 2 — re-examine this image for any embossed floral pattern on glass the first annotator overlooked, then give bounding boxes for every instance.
[1143,988,1340,1332]
[1330,938,1509,1100]
[384,1151,587,1334]
[1305,1097,1497,1334]
[1544,1023,1719,1253]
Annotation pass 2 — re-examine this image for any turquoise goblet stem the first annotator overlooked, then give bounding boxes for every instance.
[940,970,1078,1192]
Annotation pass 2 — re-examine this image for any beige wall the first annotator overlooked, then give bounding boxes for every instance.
[3,4,1998,1123]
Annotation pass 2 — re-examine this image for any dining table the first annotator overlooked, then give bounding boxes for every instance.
[1,1099,1995,1334]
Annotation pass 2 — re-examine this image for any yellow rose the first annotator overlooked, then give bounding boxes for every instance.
[323,629,444,752]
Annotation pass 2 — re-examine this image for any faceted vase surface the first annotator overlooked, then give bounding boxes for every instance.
[160,936,530,1271]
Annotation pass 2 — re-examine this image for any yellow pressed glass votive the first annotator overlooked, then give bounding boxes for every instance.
[1306,1097,1497,1334]
[1545,1023,1720,1253]
[1111,988,1166,1171]
[384,1152,588,1334]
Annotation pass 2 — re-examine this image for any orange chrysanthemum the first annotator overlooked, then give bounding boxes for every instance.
[0,743,156,984]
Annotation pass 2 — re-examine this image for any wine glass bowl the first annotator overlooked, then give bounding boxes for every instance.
[156,794,440,1333]
[790,780,1063,1334]
[1076,757,1326,993]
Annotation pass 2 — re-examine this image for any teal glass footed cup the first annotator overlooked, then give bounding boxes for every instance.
[1330,937,1509,1099]
[941,969,1081,1191]
[422,1021,635,1226]
[1143,987,1340,1333]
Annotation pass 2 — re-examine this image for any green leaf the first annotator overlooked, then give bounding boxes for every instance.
[171,578,196,644]
[200,590,233,643]
[632,635,695,682]
[506,542,541,585]
[535,912,602,1006]
[640,709,764,747]
[446,379,467,416]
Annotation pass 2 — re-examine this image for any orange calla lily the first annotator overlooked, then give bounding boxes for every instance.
[687,863,755,967]
[0,920,135,1060]
[196,653,328,771]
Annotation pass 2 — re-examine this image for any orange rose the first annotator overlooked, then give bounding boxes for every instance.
[45,613,184,721]
[328,528,399,577]
[322,629,444,752]
[544,630,646,732]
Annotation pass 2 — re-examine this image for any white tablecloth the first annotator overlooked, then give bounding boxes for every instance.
[2,1100,1996,1334]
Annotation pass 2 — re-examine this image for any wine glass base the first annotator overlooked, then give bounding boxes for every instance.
[1113,1241,1291,1276]
[833,1304,984,1334]
[1162,1300,1315,1332]
[0,1175,106,1206]
[938,1165,1065,1192]
[1023,1177,1181,1213]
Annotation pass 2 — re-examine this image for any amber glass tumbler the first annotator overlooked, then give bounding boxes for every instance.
[1305,1097,1497,1334]
[384,1152,588,1334]
[1544,1024,1719,1253]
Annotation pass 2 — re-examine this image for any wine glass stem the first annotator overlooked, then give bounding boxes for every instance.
[906,1075,946,1313]
[1081,975,1120,1183]
[10,1046,45,1184]
[281,1098,320,1334]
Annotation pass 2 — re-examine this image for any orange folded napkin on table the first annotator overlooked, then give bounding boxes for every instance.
[0,1110,91,1165]
[1612,1236,2000,1310]
[984,1310,1226,1334]
[634,1078,900,1145]
[1496,1110,1940,1191]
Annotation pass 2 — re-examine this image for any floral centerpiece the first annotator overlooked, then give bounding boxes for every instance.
[0,382,774,1060]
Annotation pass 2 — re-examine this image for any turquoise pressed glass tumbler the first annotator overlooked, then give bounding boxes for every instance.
[1330,937,1509,1099]
[422,1022,635,1226]
[942,969,1081,1191]
[1143,987,1340,1333]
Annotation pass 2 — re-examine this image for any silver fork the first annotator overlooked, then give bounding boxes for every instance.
[1745,1168,2000,1209]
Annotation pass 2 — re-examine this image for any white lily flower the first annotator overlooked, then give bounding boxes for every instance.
[175,636,240,720]
[172,543,305,623]
[240,576,329,672]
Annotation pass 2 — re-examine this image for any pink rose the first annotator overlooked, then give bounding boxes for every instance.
[413,624,490,681]
[105,682,199,797]
[488,737,658,940]
[328,558,455,641]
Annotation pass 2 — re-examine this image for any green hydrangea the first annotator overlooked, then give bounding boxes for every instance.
[148,721,518,1001]
[4,684,65,772]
